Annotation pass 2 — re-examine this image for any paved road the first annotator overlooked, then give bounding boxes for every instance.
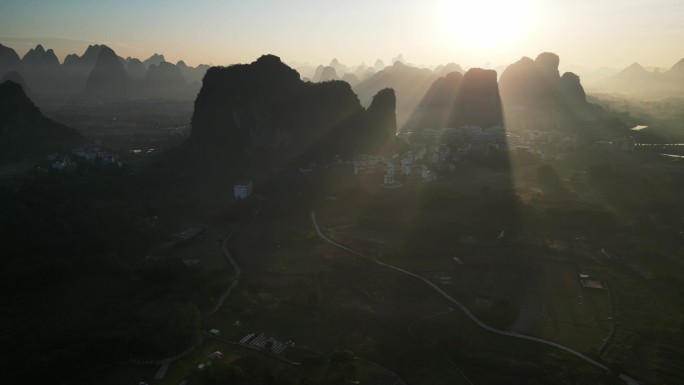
[209,231,243,315]
[311,210,639,385]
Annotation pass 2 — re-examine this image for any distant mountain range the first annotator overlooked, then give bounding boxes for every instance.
[588,59,684,96]
[299,58,466,128]
[402,52,625,141]
[0,43,634,165]
[188,51,628,171]
[0,43,209,103]
[353,61,442,128]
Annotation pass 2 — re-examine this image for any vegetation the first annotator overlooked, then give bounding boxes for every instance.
[0,164,214,383]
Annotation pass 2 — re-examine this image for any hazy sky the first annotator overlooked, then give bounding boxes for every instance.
[1,0,683,70]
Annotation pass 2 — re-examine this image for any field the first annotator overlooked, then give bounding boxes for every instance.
[75,150,684,384]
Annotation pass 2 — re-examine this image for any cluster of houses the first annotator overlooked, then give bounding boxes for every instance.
[353,144,451,186]
[355,125,528,186]
[48,147,121,169]
[229,125,637,193]
[357,125,598,186]
[417,125,522,149]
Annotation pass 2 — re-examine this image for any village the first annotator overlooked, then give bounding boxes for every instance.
[339,125,634,188]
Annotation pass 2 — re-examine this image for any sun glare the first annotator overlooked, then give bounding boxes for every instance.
[436,0,537,52]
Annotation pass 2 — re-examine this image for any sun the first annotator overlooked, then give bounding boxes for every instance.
[436,0,537,52]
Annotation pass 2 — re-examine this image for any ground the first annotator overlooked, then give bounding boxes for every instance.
[80,149,684,384]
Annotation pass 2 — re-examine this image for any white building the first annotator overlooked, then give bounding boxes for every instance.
[386,162,396,176]
[421,166,436,182]
[234,181,253,200]
[51,157,75,170]
[354,155,381,175]
[383,162,397,185]
[383,173,395,185]
[403,163,417,175]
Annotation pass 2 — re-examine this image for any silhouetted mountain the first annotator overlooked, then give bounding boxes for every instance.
[405,71,463,130]
[535,52,561,79]
[589,59,684,95]
[564,64,620,83]
[392,54,406,64]
[176,60,191,75]
[22,44,60,68]
[560,72,587,105]
[354,61,437,128]
[176,60,208,85]
[499,52,588,109]
[63,44,102,69]
[500,52,623,139]
[354,63,369,78]
[374,59,385,71]
[319,66,339,82]
[312,65,324,82]
[195,64,210,76]
[358,67,376,81]
[667,58,684,79]
[595,62,654,93]
[434,62,464,77]
[1,71,32,98]
[189,54,401,167]
[329,58,348,76]
[341,73,360,87]
[450,68,503,128]
[143,61,190,99]
[84,46,127,101]
[143,53,166,68]
[0,81,80,161]
[62,45,105,93]
[126,58,147,80]
[21,45,62,96]
[0,44,21,77]
[500,56,548,106]
[294,64,315,80]
[0,43,211,102]
[362,88,397,151]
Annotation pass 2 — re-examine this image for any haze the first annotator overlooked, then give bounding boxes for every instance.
[1,0,683,69]
[4,0,684,383]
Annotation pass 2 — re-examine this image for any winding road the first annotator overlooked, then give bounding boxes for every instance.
[311,210,639,385]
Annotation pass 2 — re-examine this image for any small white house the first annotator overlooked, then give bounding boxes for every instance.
[421,166,436,182]
[234,181,253,200]
[385,162,396,177]
[383,173,395,185]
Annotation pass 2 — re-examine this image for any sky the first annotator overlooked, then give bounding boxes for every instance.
[1,0,683,71]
